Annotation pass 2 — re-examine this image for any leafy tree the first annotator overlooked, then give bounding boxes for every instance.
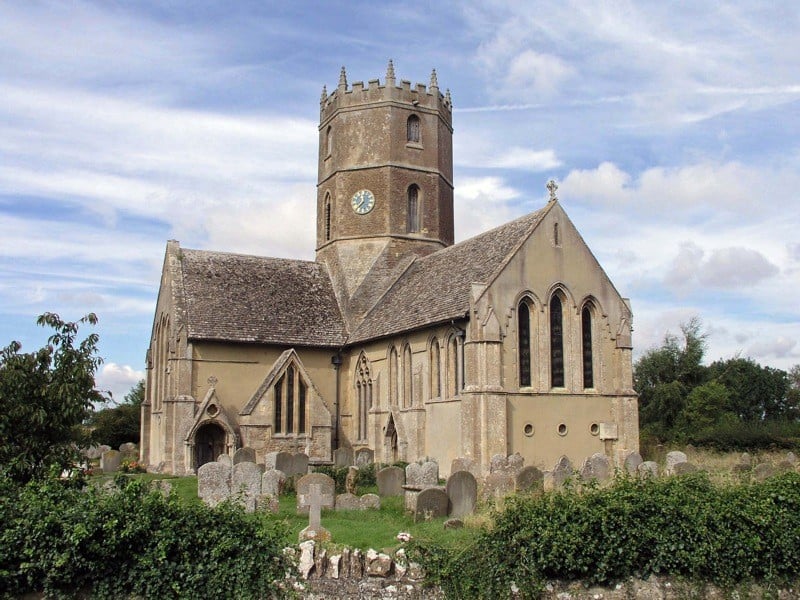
[88,380,143,449]
[0,313,106,483]
[706,357,790,421]
[677,380,735,433]
[635,317,708,435]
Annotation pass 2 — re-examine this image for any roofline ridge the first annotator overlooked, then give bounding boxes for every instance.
[183,246,317,265]
[350,254,419,334]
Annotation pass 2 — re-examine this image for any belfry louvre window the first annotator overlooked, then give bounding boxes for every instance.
[550,295,565,388]
[324,193,331,241]
[582,306,594,389]
[407,114,420,143]
[518,301,531,387]
[273,365,307,434]
[407,185,419,233]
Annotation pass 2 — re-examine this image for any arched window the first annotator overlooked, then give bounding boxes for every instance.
[326,125,332,156]
[582,305,594,389]
[389,346,399,405]
[430,338,440,398]
[553,222,560,247]
[518,301,531,387]
[407,114,420,143]
[447,335,463,397]
[273,364,307,435]
[403,344,413,408]
[550,295,565,387]
[407,185,419,233]
[324,193,331,241]
[355,354,372,441]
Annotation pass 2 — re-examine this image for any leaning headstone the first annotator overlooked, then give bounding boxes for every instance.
[265,451,293,475]
[299,484,332,542]
[292,453,309,477]
[665,451,688,474]
[581,453,611,483]
[638,461,659,478]
[753,463,776,482]
[296,473,335,515]
[232,462,263,512]
[100,450,122,473]
[355,448,374,466]
[333,447,353,467]
[515,466,544,493]
[233,447,256,465]
[262,468,287,498]
[197,461,232,507]
[624,452,643,475]
[552,455,573,488]
[377,466,404,497]
[406,460,438,487]
[217,454,233,467]
[414,488,449,522]
[446,470,477,517]
[482,471,514,500]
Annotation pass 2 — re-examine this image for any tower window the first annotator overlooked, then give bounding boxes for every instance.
[407,115,420,143]
[324,193,331,241]
[518,301,531,387]
[582,305,594,389]
[326,125,332,156]
[550,295,565,388]
[407,185,420,233]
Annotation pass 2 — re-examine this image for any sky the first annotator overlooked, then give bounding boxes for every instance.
[1,1,798,402]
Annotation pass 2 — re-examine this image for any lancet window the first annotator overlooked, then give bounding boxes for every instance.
[550,294,565,388]
[273,364,307,435]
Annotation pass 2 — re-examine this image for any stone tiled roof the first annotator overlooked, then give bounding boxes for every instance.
[180,249,347,347]
[349,206,549,343]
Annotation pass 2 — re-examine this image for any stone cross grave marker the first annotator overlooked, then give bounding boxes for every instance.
[299,483,333,542]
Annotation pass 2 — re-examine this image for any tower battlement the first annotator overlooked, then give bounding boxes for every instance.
[320,61,452,126]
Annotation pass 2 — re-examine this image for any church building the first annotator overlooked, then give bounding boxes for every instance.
[141,63,639,476]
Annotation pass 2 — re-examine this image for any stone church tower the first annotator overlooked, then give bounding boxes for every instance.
[316,62,454,327]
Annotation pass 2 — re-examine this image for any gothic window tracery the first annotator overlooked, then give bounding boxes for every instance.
[356,353,372,441]
[273,363,307,435]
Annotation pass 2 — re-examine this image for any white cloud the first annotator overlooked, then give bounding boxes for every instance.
[95,363,145,404]
[504,50,573,97]
[454,176,521,241]
[664,242,779,292]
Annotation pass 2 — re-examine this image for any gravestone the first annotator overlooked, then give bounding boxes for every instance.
[515,466,544,493]
[446,470,477,518]
[119,442,138,460]
[100,449,122,473]
[296,473,335,515]
[262,468,287,498]
[673,462,698,475]
[333,447,353,467]
[197,461,232,507]
[334,493,362,511]
[450,457,476,476]
[490,454,508,473]
[291,452,309,477]
[552,455,573,488]
[217,454,233,467]
[414,488,448,522]
[265,451,293,475]
[232,462,263,512]
[753,463,776,481]
[233,447,256,465]
[360,493,380,510]
[786,451,798,466]
[377,466,404,497]
[482,471,514,499]
[355,448,374,466]
[623,452,643,474]
[665,451,687,474]
[581,453,611,482]
[638,461,659,477]
[299,483,332,542]
[345,466,358,494]
[507,452,524,472]
[406,460,438,487]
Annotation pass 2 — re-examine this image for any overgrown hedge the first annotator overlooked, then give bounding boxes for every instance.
[411,472,800,599]
[0,475,293,599]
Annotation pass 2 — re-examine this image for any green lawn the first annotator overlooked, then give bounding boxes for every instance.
[92,474,481,552]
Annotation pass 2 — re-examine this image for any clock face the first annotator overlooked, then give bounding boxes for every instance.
[351,189,375,215]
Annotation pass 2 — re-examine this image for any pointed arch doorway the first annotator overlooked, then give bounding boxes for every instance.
[195,422,226,468]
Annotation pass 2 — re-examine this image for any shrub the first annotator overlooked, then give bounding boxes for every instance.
[0,475,293,599]
[411,472,800,598]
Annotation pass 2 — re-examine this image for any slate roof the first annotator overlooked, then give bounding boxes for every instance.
[180,249,347,347]
[349,206,549,343]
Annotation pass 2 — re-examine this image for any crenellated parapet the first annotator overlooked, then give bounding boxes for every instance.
[320,61,452,126]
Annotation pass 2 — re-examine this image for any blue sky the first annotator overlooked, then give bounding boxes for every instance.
[1,1,798,401]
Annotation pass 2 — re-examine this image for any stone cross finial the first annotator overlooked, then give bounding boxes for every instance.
[386,59,395,82]
[207,375,218,387]
[445,88,452,105]
[320,84,327,104]
[547,179,558,201]
[430,68,438,88]
[338,66,347,89]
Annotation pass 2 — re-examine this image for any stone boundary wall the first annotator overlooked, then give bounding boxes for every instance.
[287,541,798,599]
